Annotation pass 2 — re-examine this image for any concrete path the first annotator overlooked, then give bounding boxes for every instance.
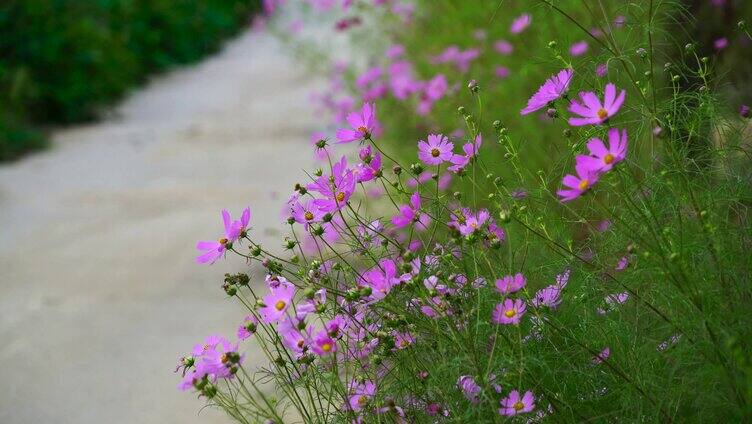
[0,28,322,424]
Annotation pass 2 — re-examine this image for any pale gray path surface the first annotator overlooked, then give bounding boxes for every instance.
[0,28,322,424]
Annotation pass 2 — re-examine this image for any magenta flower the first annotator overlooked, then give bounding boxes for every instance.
[520,69,573,115]
[259,283,295,323]
[237,315,258,340]
[499,390,535,416]
[494,39,513,55]
[417,74,448,115]
[353,152,382,183]
[448,134,482,173]
[568,83,626,126]
[308,156,356,212]
[196,207,251,264]
[311,330,336,356]
[593,347,610,364]
[291,199,325,228]
[495,273,526,294]
[386,44,405,59]
[336,103,377,143]
[570,41,589,56]
[557,158,601,202]
[492,298,527,325]
[359,258,405,302]
[510,14,531,34]
[418,134,454,165]
[457,375,482,404]
[495,66,510,79]
[392,192,431,230]
[596,63,608,78]
[348,380,376,411]
[581,128,628,172]
[278,316,309,356]
[532,285,562,309]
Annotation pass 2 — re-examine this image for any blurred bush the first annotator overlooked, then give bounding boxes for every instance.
[0,0,259,161]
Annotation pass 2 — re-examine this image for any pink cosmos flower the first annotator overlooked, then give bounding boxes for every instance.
[596,63,608,78]
[580,128,628,172]
[616,255,629,271]
[311,330,336,356]
[520,69,573,115]
[447,206,485,235]
[510,14,531,34]
[392,192,431,231]
[348,380,376,411]
[418,134,454,165]
[259,283,295,323]
[714,37,728,51]
[568,83,626,126]
[494,66,510,79]
[359,258,406,302]
[336,103,377,143]
[386,44,405,59]
[570,41,589,56]
[494,39,513,55]
[308,156,356,212]
[353,152,382,183]
[278,316,310,356]
[495,273,526,294]
[499,390,535,416]
[457,375,482,404]
[356,67,382,90]
[492,298,527,325]
[417,74,448,115]
[196,207,251,264]
[179,335,242,390]
[557,157,601,202]
[394,331,415,349]
[532,285,563,309]
[291,199,326,228]
[237,315,258,340]
[593,347,610,364]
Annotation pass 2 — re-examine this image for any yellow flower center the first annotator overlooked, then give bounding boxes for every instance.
[578,179,590,191]
[274,300,287,311]
[470,222,478,228]
[221,353,229,363]
[513,401,525,411]
[336,191,346,202]
[321,342,332,352]
[297,339,305,348]
[431,148,440,157]
[357,126,368,134]
[304,211,314,221]
[597,108,608,120]
[604,153,614,164]
[504,309,516,318]
[219,238,228,245]
[357,395,367,405]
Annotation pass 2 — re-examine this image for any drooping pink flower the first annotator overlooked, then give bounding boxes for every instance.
[495,273,526,294]
[499,390,535,416]
[520,69,573,115]
[580,128,628,172]
[570,41,589,56]
[392,192,431,230]
[237,315,258,340]
[259,283,296,323]
[568,83,626,126]
[196,207,251,264]
[510,14,531,34]
[457,375,482,404]
[492,298,527,325]
[418,134,454,165]
[557,157,601,202]
[494,39,513,55]
[336,103,377,143]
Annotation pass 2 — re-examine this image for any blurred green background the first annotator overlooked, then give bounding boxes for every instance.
[0,0,259,161]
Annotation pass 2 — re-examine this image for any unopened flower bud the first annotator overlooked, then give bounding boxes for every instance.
[311,224,324,236]
[563,128,571,138]
[457,106,466,115]
[498,210,511,223]
[322,213,333,223]
[250,246,262,256]
[547,41,557,49]
[393,165,402,175]
[467,79,479,93]
[410,163,424,175]
[286,217,295,225]
[636,47,647,58]
[303,287,316,300]
[315,139,327,148]
[546,108,558,118]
